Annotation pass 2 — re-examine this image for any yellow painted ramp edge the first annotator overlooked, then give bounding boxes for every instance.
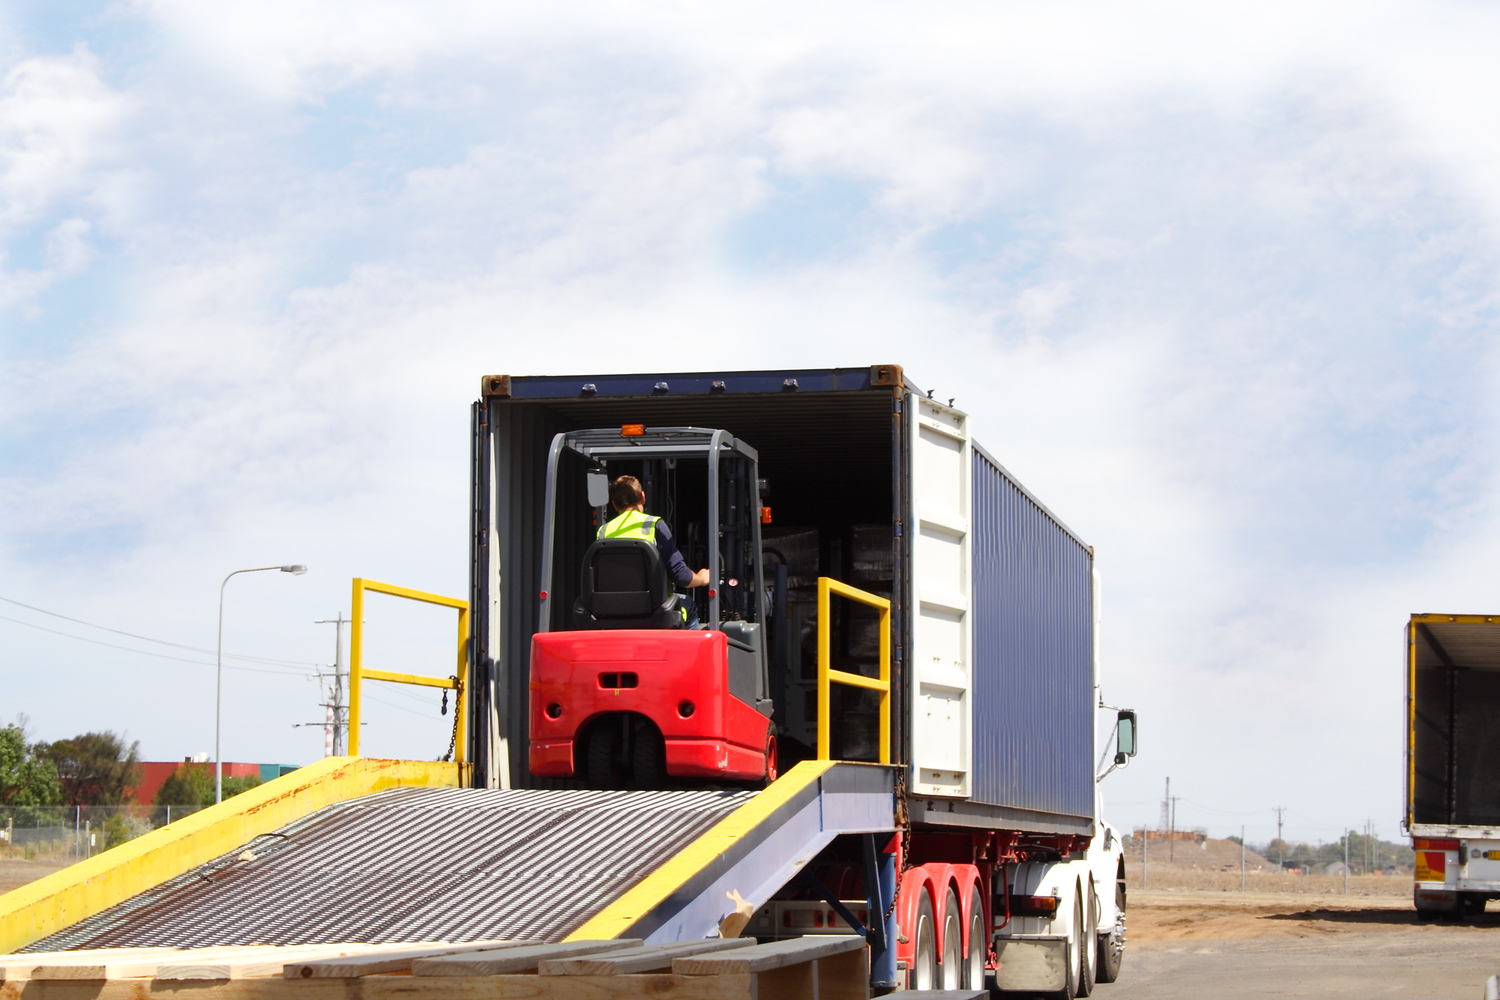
[566,758,836,941]
[0,757,460,954]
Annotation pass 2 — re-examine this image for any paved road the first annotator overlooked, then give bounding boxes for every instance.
[1097,893,1500,999]
[1106,933,1496,998]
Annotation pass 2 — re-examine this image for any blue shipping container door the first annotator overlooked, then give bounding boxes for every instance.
[970,445,1094,818]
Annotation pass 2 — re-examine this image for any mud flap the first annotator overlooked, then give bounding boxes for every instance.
[993,938,1068,992]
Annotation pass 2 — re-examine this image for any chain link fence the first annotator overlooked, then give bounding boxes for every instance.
[0,805,209,863]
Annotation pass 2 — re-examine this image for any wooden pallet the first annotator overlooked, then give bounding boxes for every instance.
[0,935,867,999]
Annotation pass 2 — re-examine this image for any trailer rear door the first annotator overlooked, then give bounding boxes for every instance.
[908,395,972,798]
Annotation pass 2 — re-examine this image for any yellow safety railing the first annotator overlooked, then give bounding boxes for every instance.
[349,578,469,761]
[816,576,891,764]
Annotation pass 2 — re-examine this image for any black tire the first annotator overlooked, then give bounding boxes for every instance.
[630,722,665,789]
[963,882,986,990]
[1095,879,1125,984]
[1049,889,1080,1000]
[940,888,963,990]
[1077,882,1096,997]
[586,725,624,789]
[911,890,938,991]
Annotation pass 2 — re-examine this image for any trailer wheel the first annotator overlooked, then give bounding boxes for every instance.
[1095,879,1125,983]
[940,888,963,990]
[963,882,986,990]
[911,890,937,990]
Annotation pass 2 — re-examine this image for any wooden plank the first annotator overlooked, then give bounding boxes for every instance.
[156,942,444,980]
[1,973,754,1000]
[488,975,751,999]
[674,935,866,975]
[541,938,753,976]
[413,940,642,977]
[2,949,185,981]
[284,941,519,978]
[812,947,868,1000]
[31,946,328,981]
[754,963,815,1000]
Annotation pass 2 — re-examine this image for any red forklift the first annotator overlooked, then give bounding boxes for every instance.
[527,425,778,787]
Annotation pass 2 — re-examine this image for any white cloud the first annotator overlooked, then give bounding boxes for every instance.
[3,2,1500,841]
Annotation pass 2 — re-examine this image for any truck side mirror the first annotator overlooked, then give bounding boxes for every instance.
[1114,709,1137,765]
[587,472,610,509]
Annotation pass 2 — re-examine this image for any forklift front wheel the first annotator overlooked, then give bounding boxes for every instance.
[762,734,779,787]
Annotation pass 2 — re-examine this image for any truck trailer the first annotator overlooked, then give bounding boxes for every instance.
[469,365,1138,993]
[1406,613,1500,919]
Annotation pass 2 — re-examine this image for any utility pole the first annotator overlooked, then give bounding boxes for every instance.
[314,613,350,756]
[1241,824,1246,891]
[1163,777,1172,861]
[1273,807,1286,870]
[1169,794,1180,861]
[1143,825,1148,888]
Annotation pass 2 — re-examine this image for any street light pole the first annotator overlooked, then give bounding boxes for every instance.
[217,564,308,804]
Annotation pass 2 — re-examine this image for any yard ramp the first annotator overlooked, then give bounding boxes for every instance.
[2,760,894,953]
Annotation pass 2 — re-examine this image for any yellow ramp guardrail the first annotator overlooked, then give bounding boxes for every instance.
[349,578,469,761]
[0,757,460,954]
[817,576,891,763]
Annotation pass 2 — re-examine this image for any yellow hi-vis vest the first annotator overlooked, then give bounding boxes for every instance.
[598,508,659,543]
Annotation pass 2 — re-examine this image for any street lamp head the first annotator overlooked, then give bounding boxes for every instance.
[282,564,308,575]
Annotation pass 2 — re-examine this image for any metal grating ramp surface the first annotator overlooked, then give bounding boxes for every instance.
[27,786,755,951]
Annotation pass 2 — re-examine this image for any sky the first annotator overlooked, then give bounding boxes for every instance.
[3,1,1500,848]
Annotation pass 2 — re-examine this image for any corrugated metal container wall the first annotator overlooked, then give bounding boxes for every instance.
[969,445,1094,819]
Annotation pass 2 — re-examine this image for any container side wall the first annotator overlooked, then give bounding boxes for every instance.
[490,400,571,788]
[970,446,1094,818]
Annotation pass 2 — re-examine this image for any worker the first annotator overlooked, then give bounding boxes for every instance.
[599,475,710,626]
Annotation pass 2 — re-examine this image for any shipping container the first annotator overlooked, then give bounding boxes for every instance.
[468,365,1095,836]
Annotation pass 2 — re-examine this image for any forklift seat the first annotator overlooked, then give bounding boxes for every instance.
[573,539,685,630]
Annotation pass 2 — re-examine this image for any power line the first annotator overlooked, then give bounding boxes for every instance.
[0,594,319,668]
[0,614,315,678]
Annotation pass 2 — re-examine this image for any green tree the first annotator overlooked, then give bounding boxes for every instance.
[153,764,262,807]
[44,731,142,806]
[153,763,214,807]
[0,718,62,807]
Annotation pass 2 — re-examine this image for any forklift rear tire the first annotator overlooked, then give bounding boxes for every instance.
[631,723,666,789]
[586,726,624,789]
[761,734,779,787]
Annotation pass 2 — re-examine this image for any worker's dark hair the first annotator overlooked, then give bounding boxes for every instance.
[609,475,644,511]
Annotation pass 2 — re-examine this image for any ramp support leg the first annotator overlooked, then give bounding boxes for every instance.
[866,832,899,991]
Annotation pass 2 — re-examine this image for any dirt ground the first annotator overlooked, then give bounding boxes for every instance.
[0,858,67,895]
[1099,888,1499,999]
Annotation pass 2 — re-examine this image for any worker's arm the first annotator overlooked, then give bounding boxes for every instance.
[655,520,707,589]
